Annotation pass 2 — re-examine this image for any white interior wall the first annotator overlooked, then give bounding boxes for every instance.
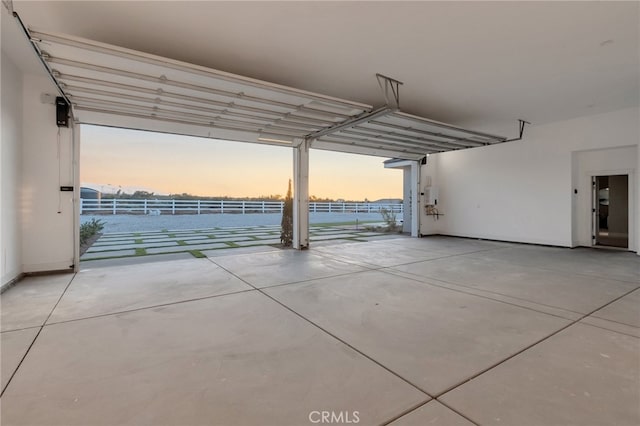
[430,107,639,251]
[1,51,24,287]
[21,74,75,273]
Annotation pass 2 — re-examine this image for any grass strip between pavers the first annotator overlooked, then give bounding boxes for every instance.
[189,250,206,258]
[135,248,147,256]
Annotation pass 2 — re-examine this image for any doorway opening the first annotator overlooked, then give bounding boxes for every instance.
[593,175,629,249]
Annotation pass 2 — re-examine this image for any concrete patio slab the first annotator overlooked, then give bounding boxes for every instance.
[579,316,640,338]
[384,268,584,321]
[315,241,447,268]
[390,401,474,426]
[48,259,251,323]
[211,250,368,288]
[386,236,514,255]
[1,274,73,332]
[86,242,179,252]
[590,287,640,327]
[388,255,639,315]
[440,323,640,426]
[91,239,137,245]
[81,249,138,260]
[80,253,194,269]
[145,242,231,254]
[266,270,570,395]
[467,245,640,283]
[139,235,211,243]
[1,292,427,426]
[81,225,395,264]
[232,238,283,247]
[1,327,39,392]
[581,288,640,337]
[309,234,361,241]
[199,236,252,243]
[201,245,280,257]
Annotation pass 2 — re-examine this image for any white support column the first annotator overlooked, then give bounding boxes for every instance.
[410,160,421,237]
[72,123,81,272]
[293,139,310,249]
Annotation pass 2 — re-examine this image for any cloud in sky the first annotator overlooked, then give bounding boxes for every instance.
[80,125,402,200]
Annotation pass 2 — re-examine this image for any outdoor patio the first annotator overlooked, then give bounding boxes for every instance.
[1,236,638,425]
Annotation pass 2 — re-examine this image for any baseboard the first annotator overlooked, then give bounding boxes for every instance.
[1,273,26,294]
[22,261,74,274]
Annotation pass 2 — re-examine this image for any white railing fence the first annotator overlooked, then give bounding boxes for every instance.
[80,198,403,215]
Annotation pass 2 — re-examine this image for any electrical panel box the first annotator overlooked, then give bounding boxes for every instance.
[424,186,438,206]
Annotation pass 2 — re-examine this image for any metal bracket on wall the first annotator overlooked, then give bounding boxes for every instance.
[2,0,13,13]
[376,73,404,109]
[505,119,531,142]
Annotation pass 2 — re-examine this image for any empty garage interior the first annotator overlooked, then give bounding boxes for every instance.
[1,2,639,425]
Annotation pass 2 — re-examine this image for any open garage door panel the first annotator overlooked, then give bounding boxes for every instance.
[31,29,370,148]
[29,28,507,160]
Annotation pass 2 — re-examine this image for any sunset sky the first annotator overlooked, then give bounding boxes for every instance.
[80,125,403,201]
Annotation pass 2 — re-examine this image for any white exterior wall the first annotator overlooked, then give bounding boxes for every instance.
[431,107,639,251]
[21,75,75,272]
[1,51,24,286]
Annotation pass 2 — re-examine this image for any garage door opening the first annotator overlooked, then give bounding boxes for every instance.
[79,124,293,264]
[79,125,406,265]
[309,149,404,241]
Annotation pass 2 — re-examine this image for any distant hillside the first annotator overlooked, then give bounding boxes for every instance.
[372,198,402,204]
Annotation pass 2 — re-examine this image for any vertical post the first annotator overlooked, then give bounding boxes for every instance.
[112,198,117,215]
[197,200,201,215]
[242,201,246,214]
[172,199,176,215]
[293,138,310,249]
[79,198,84,215]
[72,123,81,272]
[144,199,148,215]
[221,200,224,214]
[262,201,265,213]
[410,160,420,237]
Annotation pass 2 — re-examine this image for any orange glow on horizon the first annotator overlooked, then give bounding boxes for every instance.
[80,125,403,201]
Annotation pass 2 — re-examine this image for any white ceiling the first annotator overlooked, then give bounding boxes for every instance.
[10,1,640,132]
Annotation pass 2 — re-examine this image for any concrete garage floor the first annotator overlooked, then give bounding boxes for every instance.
[1,237,639,425]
